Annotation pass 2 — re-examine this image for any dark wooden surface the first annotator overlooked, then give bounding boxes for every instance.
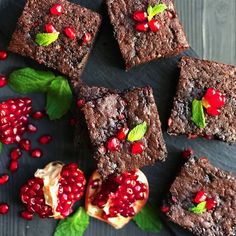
[0,1,235,236]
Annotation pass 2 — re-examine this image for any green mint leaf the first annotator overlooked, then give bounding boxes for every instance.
[9,67,56,94]
[46,76,72,120]
[192,99,206,129]
[0,142,3,154]
[133,203,163,232]
[189,201,207,214]
[54,207,89,236]
[127,121,148,142]
[147,3,167,21]
[36,32,59,46]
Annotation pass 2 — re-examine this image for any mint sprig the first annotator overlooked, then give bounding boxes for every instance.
[189,201,207,214]
[192,99,206,129]
[147,3,167,21]
[54,207,89,236]
[127,121,148,142]
[36,32,60,46]
[133,203,163,232]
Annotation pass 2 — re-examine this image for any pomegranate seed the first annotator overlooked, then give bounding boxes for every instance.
[91,179,100,189]
[161,206,170,213]
[194,191,207,204]
[0,75,7,88]
[133,11,147,22]
[83,33,92,44]
[181,148,194,159]
[206,107,221,116]
[45,24,57,33]
[136,23,149,32]
[31,149,43,158]
[20,139,31,151]
[77,99,85,108]
[131,142,145,154]
[148,19,161,32]
[38,135,52,145]
[31,111,45,119]
[0,50,8,60]
[50,4,64,15]
[64,27,77,40]
[0,174,9,185]
[27,123,37,133]
[20,210,33,220]
[98,146,107,154]
[10,148,22,160]
[206,198,217,210]
[0,203,9,215]
[9,160,19,172]
[188,134,198,139]
[107,137,120,152]
[117,127,129,141]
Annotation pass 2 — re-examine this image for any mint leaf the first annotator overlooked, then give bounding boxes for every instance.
[54,207,89,236]
[133,203,162,232]
[9,67,56,94]
[46,76,72,120]
[189,201,207,214]
[147,3,167,21]
[36,32,59,46]
[0,142,3,154]
[127,121,148,142]
[192,99,206,129]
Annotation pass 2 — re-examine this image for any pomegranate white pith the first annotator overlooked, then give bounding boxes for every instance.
[85,169,149,229]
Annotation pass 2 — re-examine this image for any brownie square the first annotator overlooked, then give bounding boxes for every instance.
[81,86,167,178]
[168,56,236,143]
[8,0,102,87]
[166,157,236,236]
[106,0,189,70]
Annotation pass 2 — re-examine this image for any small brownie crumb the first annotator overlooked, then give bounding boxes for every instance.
[168,56,236,143]
[166,157,236,236]
[106,0,189,70]
[8,0,102,86]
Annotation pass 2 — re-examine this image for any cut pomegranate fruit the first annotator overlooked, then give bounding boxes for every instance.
[85,169,149,229]
[0,203,9,215]
[148,19,161,32]
[0,98,32,144]
[50,4,64,15]
[45,24,57,33]
[31,111,45,120]
[0,50,8,60]
[136,23,149,32]
[133,11,147,22]
[107,137,120,152]
[0,174,9,185]
[193,191,207,204]
[9,160,19,172]
[10,148,22,160]
[38,135,52,145]
[20,210,33,220]
[20,162,86,219]
[83,33,92,44]
[117,127,129,141]
[27,123,37,133]
[20,139,31,151]
[64,27,77,40]
[0,75,8,88]
[31,149,43,158]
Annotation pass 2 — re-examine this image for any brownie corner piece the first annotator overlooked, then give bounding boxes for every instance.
[82,86,167,178]
[168,56,236,143]
[166,157,236,236]
[106,0,189,70]
[8,0,102,85]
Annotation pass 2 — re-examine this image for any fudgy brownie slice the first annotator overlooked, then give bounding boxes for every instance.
[168,56,236,143]
[165,157,236,236]
[81,86,167,178]
[8,0,101,87]
[106,0,189,70]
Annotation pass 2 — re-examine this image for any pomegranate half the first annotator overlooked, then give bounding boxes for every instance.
[20,162,86,219]
[85,169,149,229]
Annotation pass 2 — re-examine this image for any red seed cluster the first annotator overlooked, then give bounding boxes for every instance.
[193,191,217,211]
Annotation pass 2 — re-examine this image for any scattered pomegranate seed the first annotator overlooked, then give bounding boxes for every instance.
[204,134,214,140]
[131,142,145,155]
[27,123,37,133]
[31,111,45,120]
[181,148,194,159]
[188,134,198,139]
[38,135,52,145]
[0,203,9,215]
[64,27,77,40]
[20,139,31,151]
[0,75,7,88]
[117,127,129,141]
[77,99,85,108]
[107,137,120,152]
[133,11,147,22]
[206,107,221,116]
[161,206,170,213]
[20,210,33,220]
[0,50,8,60]
[83,33,92,44]
[9,160,19,172]
[194,191,207,204]
[31,149,43,158]
[45,24,57,33]
[0,174,9,185]
[50,3,64,15]
[206,198,217,210]
[148,19,161,32]
[136,23,149,32]
[10,148,22,160]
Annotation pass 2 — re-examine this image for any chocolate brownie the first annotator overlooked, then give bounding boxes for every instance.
[106,0,189,70]
[81,86,167,178]
[166,157,236,236]
[168,56,236,143]
[8,0,102,87]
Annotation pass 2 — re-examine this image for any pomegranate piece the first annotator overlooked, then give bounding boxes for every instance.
[0,98,32,144]
[0,50,8,60]
[20,139,31,151]
[181,148,194,159]
[20,162,86,219]
[38,135,52,145]
[9,160,19,172]
[83,33,92,44]
[31,149,43,158]
[31,111,45,120]
[0,203,9,215]
[0,174,9,185]
[64,27,77,40]
[0,75,8,88]
[27,123,37,133]
[20,210,33,220]
[45,24,57,33]
[133,11,147,22]
[194,191,207,204]
[86,169,149,229]
[117,127,129,141]
[148,19,161,32]
[50,4,64,15]
[136,22,149,32]
[107,137,121,152]
[10,148,22,160]
[206,198,217,210]
[131,142,145,155]
[77,99,86,108]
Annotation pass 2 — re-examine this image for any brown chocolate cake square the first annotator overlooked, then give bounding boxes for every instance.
[106,0,189,70]
[168,56,236,143]
[8,0,102,87]
[166,157,236,236]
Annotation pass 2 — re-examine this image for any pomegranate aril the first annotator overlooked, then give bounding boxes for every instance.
[117,127,129,141]
[181,148,194,159]
[27,123,37,133]
[38,135,52,145]
[136,23,149,32]
[0,50,8,60]
[0,75,7,88]
[31,111,45,119]
[45,24,57,33]
[20,139,31,151]
[77,99,85,108]
[64,27,77,40]
[206,107,221,116]
[83,33,92,44]
[161,206,170,213]
[0,174,9,185]
[194,191,207,204]
[133,11,147,22]
[206,198,217,210]
[31,149,43,158]
[10,148,22,160]
[148,19,161,32]
[107,137,121,152]
[0,203,9,215]
[21,210,33,220]
[131,142,145,154]
[9,160,19,172]
[50,3,64,15]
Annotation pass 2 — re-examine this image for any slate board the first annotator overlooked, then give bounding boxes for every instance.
[0,1,235,236]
